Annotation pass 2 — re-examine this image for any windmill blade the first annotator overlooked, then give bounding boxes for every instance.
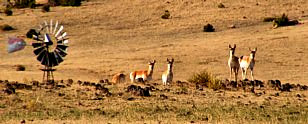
[48,52,58,67]
[57,44,68,51]
[41,54,48,66]
[32,43,43,48]
[63,40,69,44]
[55,48,67,57]
[57,38,69,44]
[34,47,45,55]
[50,20,53,35]
[33,35,44,41]
[57,32,67,40]
[54,51,64,64]
[55,25,63,37]
[44,20,49,33]
[37,50,47,62]
[53,20,58,34]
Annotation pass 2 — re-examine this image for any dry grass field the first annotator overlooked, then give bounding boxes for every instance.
[0,0,308,123]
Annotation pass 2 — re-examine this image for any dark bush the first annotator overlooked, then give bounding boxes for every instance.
[49,0,82,6]
[4,7,13,16]
[273,14,299,28]
[14,0,36,8]
[161,10,170,19]
[16,65,26,71]
[218,3,225,8]
[203,24,215,32]
[42,4,50,12]
[1,24,15,31]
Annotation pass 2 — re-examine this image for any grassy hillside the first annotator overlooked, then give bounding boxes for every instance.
[0,0,308,123]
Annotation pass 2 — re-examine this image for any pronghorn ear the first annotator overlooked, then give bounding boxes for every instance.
[233,44,236,48]
[254,47,257,51]
[249,47,251,51]
[229,44,232,48]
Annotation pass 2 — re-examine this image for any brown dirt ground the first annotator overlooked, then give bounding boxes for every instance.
[1,0,308,85]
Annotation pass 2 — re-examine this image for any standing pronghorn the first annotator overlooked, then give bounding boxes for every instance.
[239,48,257,81]
[228,44,240,82]
[130,60,156,83]
[162,58,174,85]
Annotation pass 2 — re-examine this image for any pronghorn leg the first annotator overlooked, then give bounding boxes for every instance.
[241,68,245,80]
[250,69,254,81]
[244,68,248,80]
[229,68,233,81]
[235,68,238,82]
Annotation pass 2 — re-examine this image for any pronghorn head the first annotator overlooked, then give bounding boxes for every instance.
[249,47,257,58]
[229,44,236,56]
[148,60,156,70]
[166,58,174,70]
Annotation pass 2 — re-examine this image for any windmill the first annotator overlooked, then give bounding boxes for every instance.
[30,20,69,83]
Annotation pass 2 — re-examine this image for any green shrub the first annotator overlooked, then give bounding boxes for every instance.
[273,14,299,28]
[14,0,36,8]
[1,24,15,31]
[4,7,13,16]
[273,14,289,26]
[188,70,224,90]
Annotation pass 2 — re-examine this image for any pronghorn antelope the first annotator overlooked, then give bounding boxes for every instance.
[162,58,174,85]
[111,73,126,84]
[239,48,257,81]
[130,60,156,83]
[228,44,240,82]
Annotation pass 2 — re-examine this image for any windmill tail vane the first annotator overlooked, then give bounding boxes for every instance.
[7,36,27,53]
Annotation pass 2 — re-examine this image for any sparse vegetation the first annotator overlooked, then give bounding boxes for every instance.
[14,0,36,8]
[218,3,225,8]
[272,14,299,28]
[49,0,82,6]
[161,10,170,19]
[16,65,26,71]
[1,24,15,31]
[4,7,13,16]
[42,4,50,12]
[188,70,224,90]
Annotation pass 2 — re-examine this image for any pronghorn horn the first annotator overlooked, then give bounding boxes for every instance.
[171,58,174,62]
[167,58,169,62]
[254,47,257,51]
[229,44,232,48]
[233,44,236,48]
[153,60,156,63]
[249,47,252,51]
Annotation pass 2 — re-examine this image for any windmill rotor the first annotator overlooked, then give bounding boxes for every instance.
[30,20,69,82]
